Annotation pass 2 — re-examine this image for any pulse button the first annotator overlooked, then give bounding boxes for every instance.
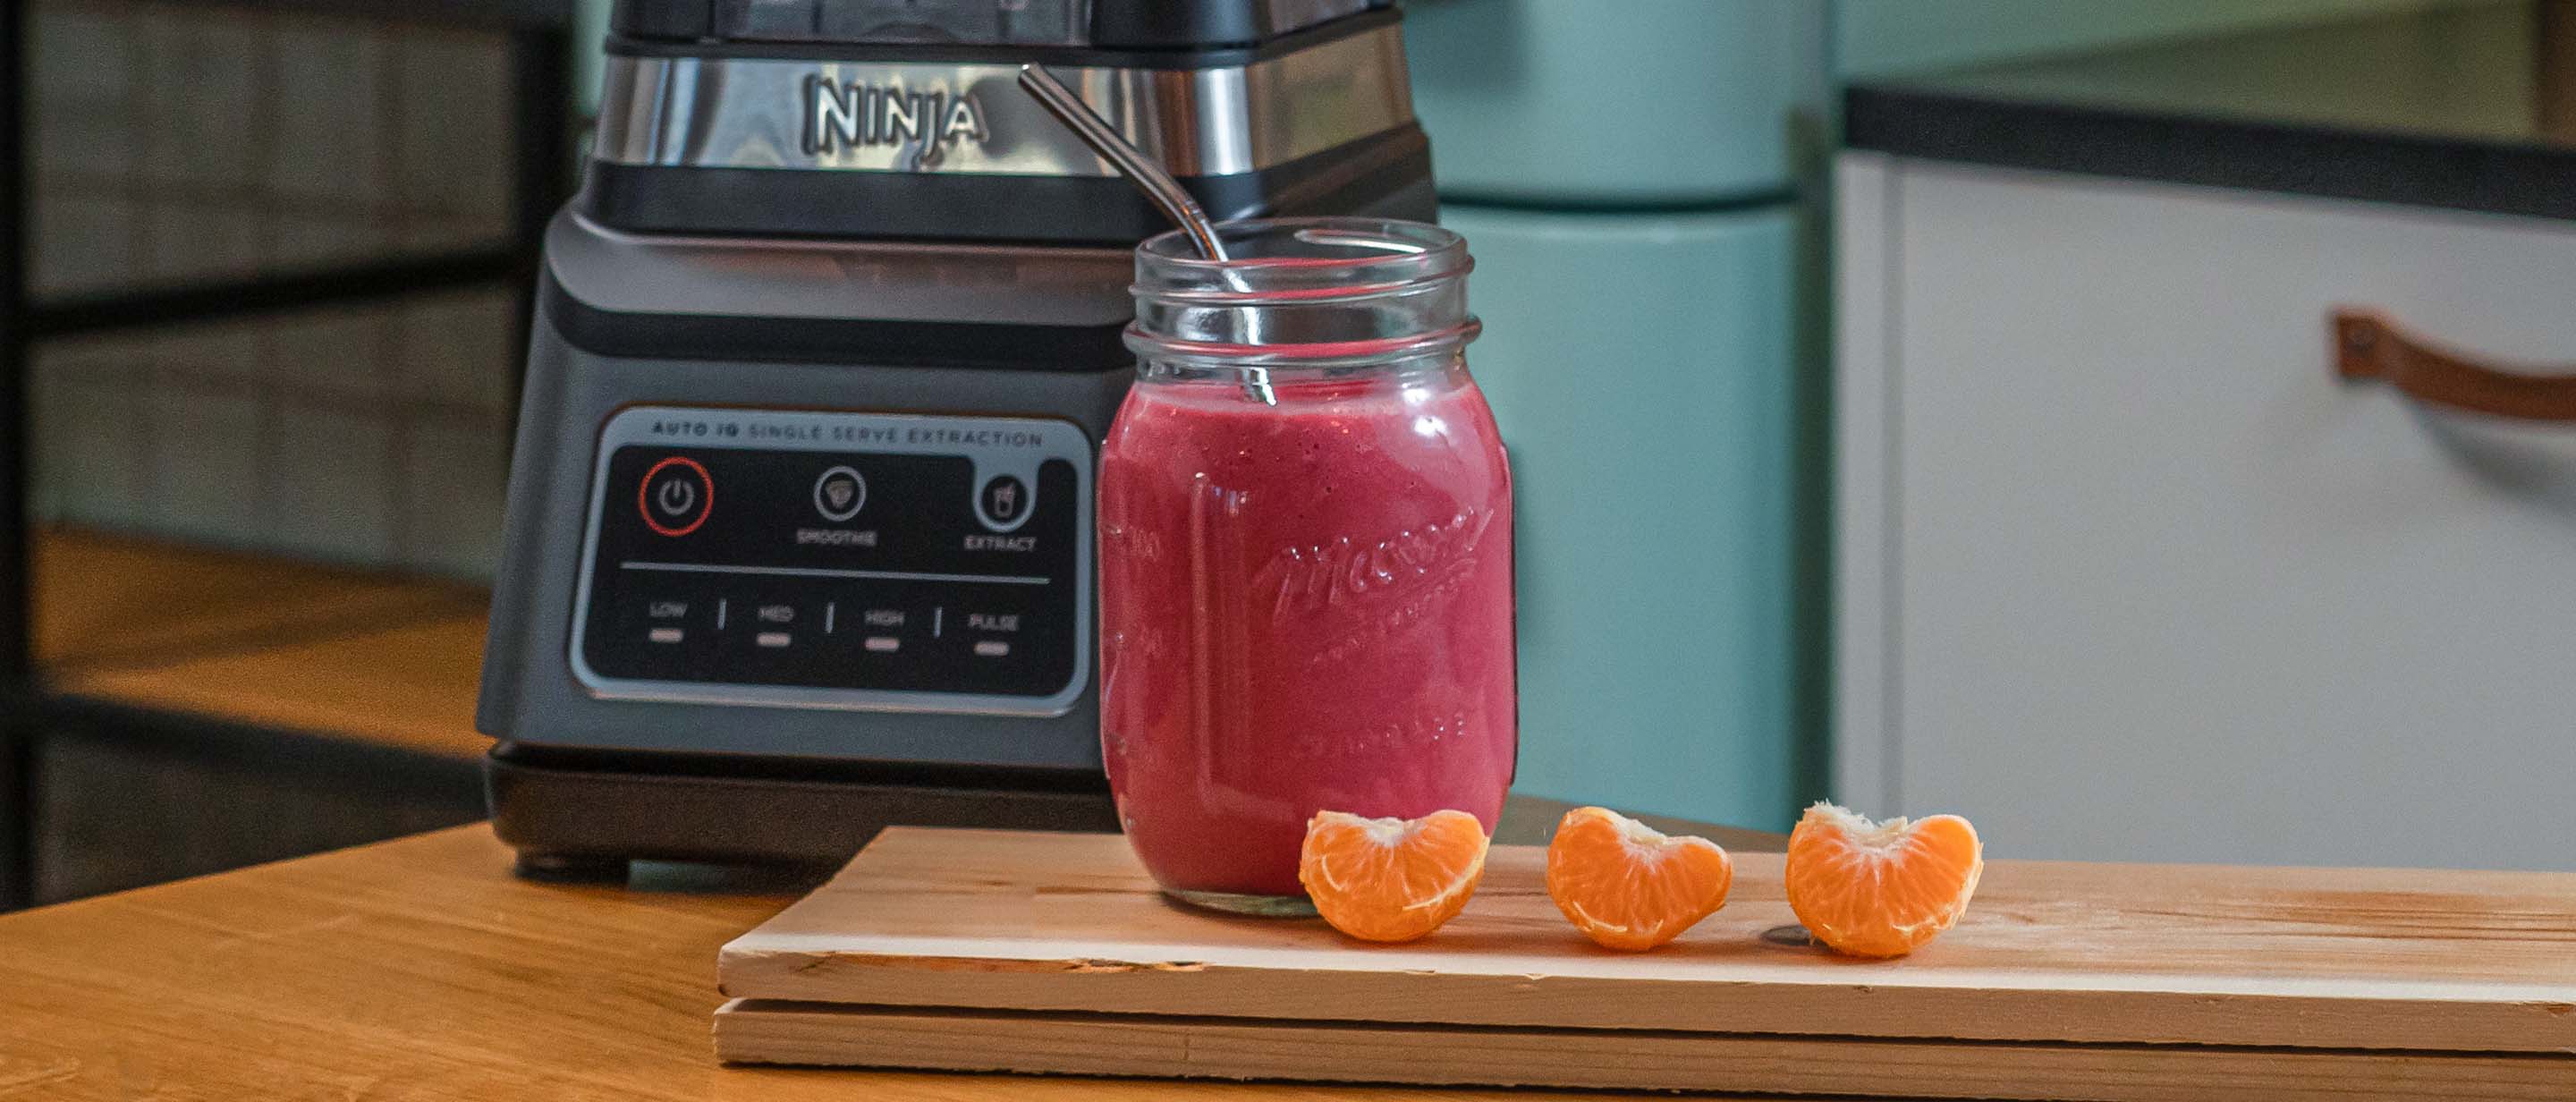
[639,456,712,537]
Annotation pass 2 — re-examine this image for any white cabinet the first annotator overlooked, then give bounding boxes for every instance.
[1835,155,2576,869]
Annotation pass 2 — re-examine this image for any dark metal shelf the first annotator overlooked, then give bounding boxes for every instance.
[196,0,578,31]
[0,0,575,911]
[28,246,531,338]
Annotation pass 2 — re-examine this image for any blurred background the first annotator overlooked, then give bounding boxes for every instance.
[2,0,2566,911]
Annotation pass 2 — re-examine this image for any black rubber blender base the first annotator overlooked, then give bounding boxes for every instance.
[485,742,1119,877]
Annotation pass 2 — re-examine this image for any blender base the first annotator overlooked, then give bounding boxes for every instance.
[484,742,1119,877]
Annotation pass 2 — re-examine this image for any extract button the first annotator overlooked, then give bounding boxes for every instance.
[977,473,1030,530]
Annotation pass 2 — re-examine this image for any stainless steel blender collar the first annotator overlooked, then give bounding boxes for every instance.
[590,22,1414,178]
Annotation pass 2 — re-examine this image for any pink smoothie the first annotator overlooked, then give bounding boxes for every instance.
[1097,367,1517,899]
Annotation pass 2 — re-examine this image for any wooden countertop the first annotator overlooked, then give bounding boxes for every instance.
[54,614,493,760]
[31,527,485,674]
[34,526,492,760]
[0,813,1792,1100]
[19,527,1801,1096]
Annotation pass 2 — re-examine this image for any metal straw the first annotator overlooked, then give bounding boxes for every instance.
[1018,64,1274,403]
[1017,64,1230,262]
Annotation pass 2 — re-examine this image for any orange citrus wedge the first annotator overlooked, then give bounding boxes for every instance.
[1546,806,1734,951]
[1784,801,1983,958]
[1298,809,1489,943]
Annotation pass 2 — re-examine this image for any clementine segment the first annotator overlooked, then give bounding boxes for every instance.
[1298,810,1489,943]
[1546,806,1734,951]
[1784,801,1983,958]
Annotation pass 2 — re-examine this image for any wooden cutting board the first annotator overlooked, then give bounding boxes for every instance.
[715,826,2576,1099]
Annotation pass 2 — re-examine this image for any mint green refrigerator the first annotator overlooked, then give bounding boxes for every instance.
[1404,1,1827,832]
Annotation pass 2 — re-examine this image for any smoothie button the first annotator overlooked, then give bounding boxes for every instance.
[813,466,866,521]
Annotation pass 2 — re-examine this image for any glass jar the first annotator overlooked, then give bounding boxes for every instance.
[1098,217,1517,914]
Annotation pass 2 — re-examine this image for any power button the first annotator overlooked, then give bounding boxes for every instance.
[639,456,712,537]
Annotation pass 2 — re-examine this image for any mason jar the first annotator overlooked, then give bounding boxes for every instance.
[1097,217,1517,914]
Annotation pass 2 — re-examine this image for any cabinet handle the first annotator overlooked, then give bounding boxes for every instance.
[2333,309,2576,421]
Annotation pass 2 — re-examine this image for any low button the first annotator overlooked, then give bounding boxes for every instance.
[813,465,866,521]
[639,456,712,537]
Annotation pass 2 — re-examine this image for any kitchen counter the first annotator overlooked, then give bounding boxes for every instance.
[20,529,492,903]
[0,803,1784,1099]
[1844,0,2576,221]
[33,527,491,761]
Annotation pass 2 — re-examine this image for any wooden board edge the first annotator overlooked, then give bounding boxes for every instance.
[714,949,2576,1055]
[711,1001,2576,1102]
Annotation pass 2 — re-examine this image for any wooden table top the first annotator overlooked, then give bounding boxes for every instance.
[35,526,493,760]
[0,811,1792,1101]
[32,527,486,675]
[55,613,495,760]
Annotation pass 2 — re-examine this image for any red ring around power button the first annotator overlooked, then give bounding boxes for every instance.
[639,455,712,537]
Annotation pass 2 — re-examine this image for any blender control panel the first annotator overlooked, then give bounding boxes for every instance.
[568,406,1089,716]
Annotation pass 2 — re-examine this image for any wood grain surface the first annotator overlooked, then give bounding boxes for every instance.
[55,612,493,759]
[716,1002,2576,1101]
[35,525,494,759]
[721,827,2576,1058]
[0,820,1806,1100]
[32,526,486,673]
